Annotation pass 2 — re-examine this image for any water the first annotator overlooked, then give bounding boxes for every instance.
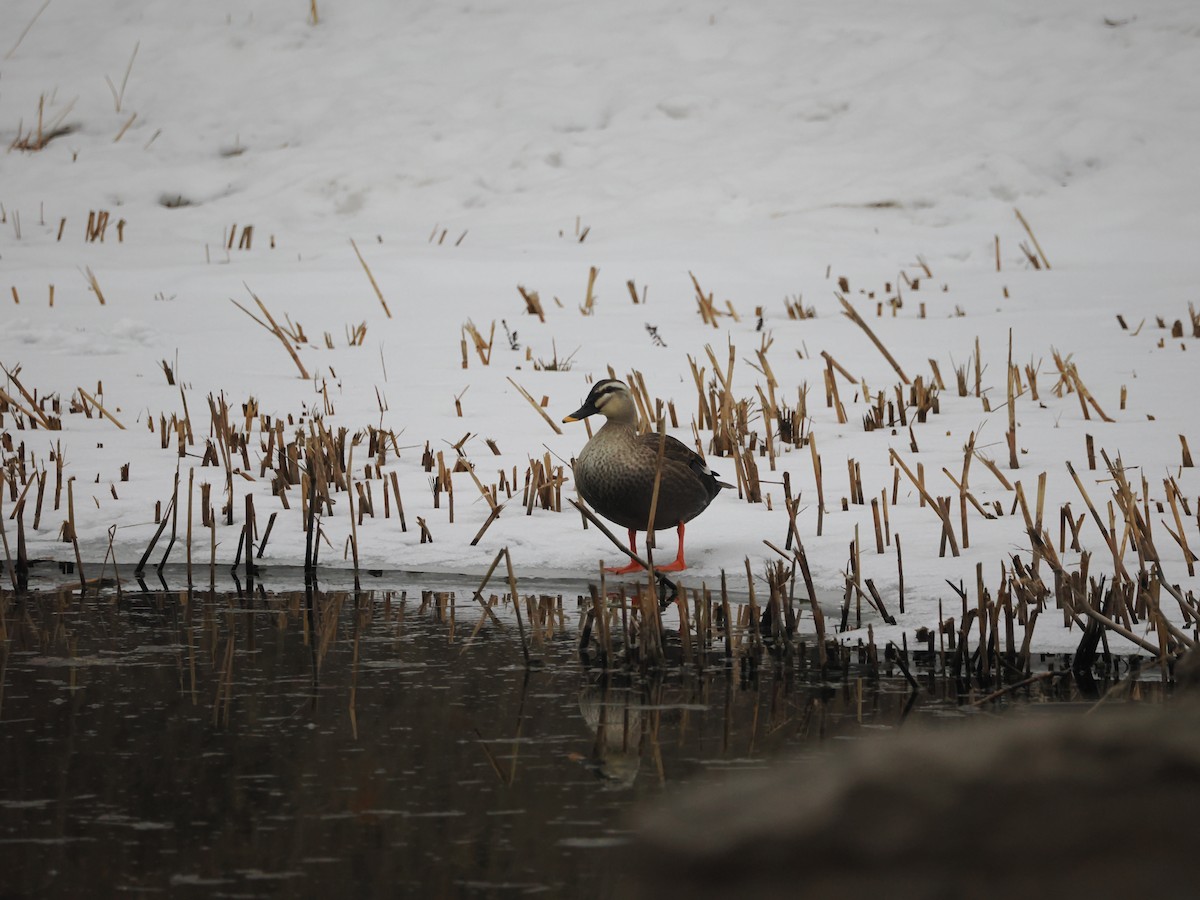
[0,582,1143,898]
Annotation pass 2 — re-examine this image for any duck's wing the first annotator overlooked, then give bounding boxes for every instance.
[636,434,733,489]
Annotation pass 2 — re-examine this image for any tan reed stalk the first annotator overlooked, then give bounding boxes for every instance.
[502,548,532,667]
[838,295,909,383]
[231,289,309,378]
[890,449,960,556]
[1014,207,1050,269]
[66,478,85,585]
[506,377,563,434]
[973,451,1014,491]
[76,387,124,429]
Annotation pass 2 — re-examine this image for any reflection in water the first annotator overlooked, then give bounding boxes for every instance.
[0,584,1156,898]
[578,684,644,788]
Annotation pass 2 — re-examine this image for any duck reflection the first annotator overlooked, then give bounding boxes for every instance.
[577,679,645,788]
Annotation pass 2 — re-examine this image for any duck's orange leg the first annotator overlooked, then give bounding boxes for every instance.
[605,528,646,575]
[654,523,688,573]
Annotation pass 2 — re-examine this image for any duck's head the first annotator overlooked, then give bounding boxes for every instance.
[563,379,637,425]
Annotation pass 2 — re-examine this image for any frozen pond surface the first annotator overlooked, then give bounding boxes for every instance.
[0,581,1164,898]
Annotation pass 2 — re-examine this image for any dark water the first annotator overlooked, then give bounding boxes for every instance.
[0,583,1143,899]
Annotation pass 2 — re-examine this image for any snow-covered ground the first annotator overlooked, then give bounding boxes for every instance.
[3,0,1199,652]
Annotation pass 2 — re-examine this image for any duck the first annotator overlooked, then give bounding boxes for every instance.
[562,378,731,574]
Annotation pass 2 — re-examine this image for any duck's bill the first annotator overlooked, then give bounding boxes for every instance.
[562,402,597,423]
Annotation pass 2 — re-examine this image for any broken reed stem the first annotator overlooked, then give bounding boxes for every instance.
[82,266,107,304]
[502,547,531,667]
[507,377,563,435]
[1014,207,1051,270]
[810,434,825,536]
[890,449,960,556]
[6,0,52,60]
[1007,329,1019,469]
[645,417,668,547]
[794,542,827,668]
[470,501,504,545]
[347,444,361,585]
[0,365,57,429]
[232,288,310,379]
[0,474,18,591]
[349,238,392,318]
[0,386,54,430]
[67,478,85,587]
[838,294,910,384]
[76,387,125,429]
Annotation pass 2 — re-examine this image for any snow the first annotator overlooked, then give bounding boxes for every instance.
[3,0,1200,653]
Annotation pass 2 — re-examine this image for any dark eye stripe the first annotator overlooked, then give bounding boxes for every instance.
[590,379,625,400]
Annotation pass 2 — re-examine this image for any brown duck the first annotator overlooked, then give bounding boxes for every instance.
[563,378,730,574]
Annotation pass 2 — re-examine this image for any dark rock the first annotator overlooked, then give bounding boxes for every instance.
[632,700,1200,899]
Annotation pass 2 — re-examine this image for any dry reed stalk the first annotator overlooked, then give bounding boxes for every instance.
[232,290,309,378]
[941,468,995,522]
[961,431,976,547]
[462,548,506,640]
[579,266,599,315]
[8,471,35,522]
[0,366,57,429]
[507,376,563,434]
[686,355,710,429]
[1164,478,1197,575]
[742,557,762,653]
[824,366,847,424]
[793,542,827,667]
[1006,330,1019,469]
[1065,461,1128,578]
[973,451,1014,491]
[75,387,124,429]
[924,359,946,391]
[6,0,51,59]
[871,498,884,553]
[113,112,136,142]
[838,295,910,384]
[81,266,107,304]
[719,572,734,663]
[186,468,195,580]
[1181,435,1194,468]
[348,239,391,318]
[1013,208,1050,269]
[890,449,960,556]
[470,503,505,546]
[819,351,857,385]
[782,472,801,550]
[0,387,51,430]
[809,435,825,536]
[863,579,896,625]
[31,469,47,531]
[500,548,534,667]
[66,477,85,585]
[689,272,721,328]
[136,495,175,574]
[0,474,18,591]
[514,285,545,323]
[463,320,494,365]
[644,417,668,545]
[346,443,361,583]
